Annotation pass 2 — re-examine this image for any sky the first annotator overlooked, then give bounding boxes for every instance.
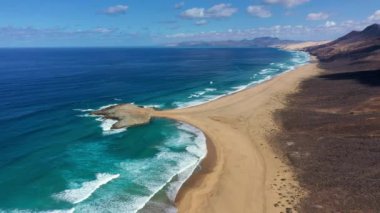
[0,0,380,47]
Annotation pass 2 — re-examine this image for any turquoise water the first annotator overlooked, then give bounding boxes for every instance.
[0,48,309,212]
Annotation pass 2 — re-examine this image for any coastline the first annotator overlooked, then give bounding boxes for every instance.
[91,45,323,212]
[167,33,380,212]
[89,28,380,212]
[174,134,217,206]
[150,58,321,212]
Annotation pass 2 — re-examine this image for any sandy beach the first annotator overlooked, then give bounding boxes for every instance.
[2,0,379,211]
[278,41,330,51]
[93,48,321,212]
[149,58,321,213]
[94,31,380,212]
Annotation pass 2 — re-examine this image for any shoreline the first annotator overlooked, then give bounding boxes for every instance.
[91,45,324,212]
[174,134,216,205]
[150,59,321,212]
[174,50,309,110]
[170,57,310,208]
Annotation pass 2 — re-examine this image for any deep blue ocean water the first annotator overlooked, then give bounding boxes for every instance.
[0,48,309,212]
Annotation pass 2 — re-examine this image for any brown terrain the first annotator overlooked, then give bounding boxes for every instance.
[307,24,380,62]
[93,24,380,213]
[273,24,380,212]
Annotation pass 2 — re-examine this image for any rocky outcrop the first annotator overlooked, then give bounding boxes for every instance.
[92,104,154,129]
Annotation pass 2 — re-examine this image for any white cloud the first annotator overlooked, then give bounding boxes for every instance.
[195,20,208,26]
[181,8,205,18]
[174,2,185,9]
[368,10,380,21]
[247,6,272,18]
[181,4,237,19]
[264,0,309,8]
[307,12,329,21]
[103,5,129,15]
[325,21,336,27]
[0,26,117,39]
[164,20,372,41]
[207,4,238,18]
[92,28,113,33]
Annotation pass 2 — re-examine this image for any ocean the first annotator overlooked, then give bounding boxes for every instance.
[0,48,309,212]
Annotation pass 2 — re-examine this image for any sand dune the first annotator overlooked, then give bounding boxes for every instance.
[278,41,330,51]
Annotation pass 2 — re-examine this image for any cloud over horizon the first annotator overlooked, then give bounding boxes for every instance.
[195,20,208,26]
[264,0,309,8]
[247,6,272,18]
[181,4,237,19]
[0,26,119,41]
[307,12,329,21]
[103,5,129,15]
[368,10,380,21]
[325,21,336,27]
[165,19,372,42]
[174,2,185,9]
[0,0,378,46]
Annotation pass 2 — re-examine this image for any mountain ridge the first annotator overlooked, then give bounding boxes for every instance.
[307,24,380,61]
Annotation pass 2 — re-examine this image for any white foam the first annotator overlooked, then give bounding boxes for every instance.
[273,63,288,69]
[174,93,225,109]
[174,51,310,109]
[165,123,207,201]
[289,50,310,66]
[75,103,129,135]
[53,173,120,204]
[98,104,118,110]
[73,111,208,213]
[155,123,207,201]
[175,75,274,109]
[187,88,216,99]
[103,122,207,213]
[75,109,127,135]
[142,104,163,109]
[1,209,75,213]
[73,103,122,113]
[188,91,206,98]
[42,209,75,213]
[259,68,279,74]
[165,156,201,201]
[205,88,217,92]
[73,108,94,112]
[97,117,115,131]
[95,117,127,135]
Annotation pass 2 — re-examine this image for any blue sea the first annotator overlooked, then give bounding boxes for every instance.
[0,48,309,213]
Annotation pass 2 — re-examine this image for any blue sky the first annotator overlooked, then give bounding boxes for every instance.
[0,0,379,46]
